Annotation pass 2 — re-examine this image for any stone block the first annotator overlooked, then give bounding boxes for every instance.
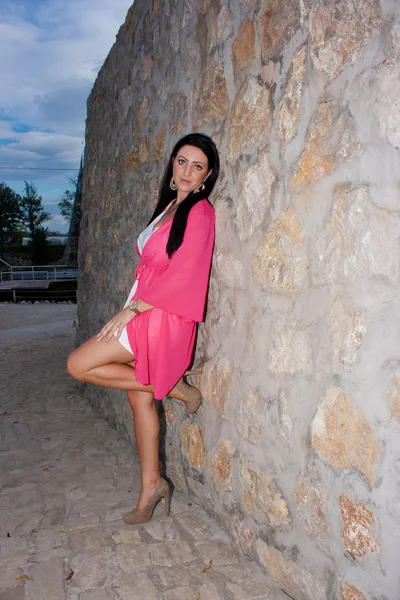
[149,540,195,566]
[290,101,359,188]
[67,549,113,590]
[201,356,234,416]
[152,125,166,161]
[339,495,379,560]
[214,564,286,598]
[107,524,142,545]
[375,62,400,149]
[167,445,188,495]
[80,590,111,600]
[180,422,206,471]
[182,0,193,28]
[195,540,239,566]
[227,583,282,600]
[260,0,301,64]
[113,571,158,600]
[311,387,379,486]
[295,478,330,553]
[67,525,108,551]
[340,582,367,600]
[233,19,255,76]
[313,184,400,285]
[227,79,271,163]
[175,512,213,540]
[229,516,253,558]
[331,299,366,373]
[138,138,149,163]
[167,92,188,138]
[268,322,312,375]
[142,518,181,541]
[389,378,400,423]
[114,542,151,572]
[209,440,234,490]
[237,391,263,444]
[255,539,327,600]
[206,4,232,52]
[0,535,31,558]
[164,584,222,600]
[0,569,24,594]
[33,528,66,553]
[310,0,382,78]
[192,61,229,129]
[25,558,64,600]
[241,460,291,529]
[30,547,72,563]
[164,400,178,433]
[253,208,308,297]
[197,0,212,15]
[0,589,25,600]
[215,249,245,289]
[279,45,307,147]
[236,153,276,242]
[158,564,204,587]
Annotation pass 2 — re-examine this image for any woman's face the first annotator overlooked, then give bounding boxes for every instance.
[172,145,211,197]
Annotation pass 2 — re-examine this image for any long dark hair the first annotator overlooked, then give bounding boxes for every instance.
[148,133,220,257]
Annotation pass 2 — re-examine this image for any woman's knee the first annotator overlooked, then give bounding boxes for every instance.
[127,390,154,412]
[66,351,84,381]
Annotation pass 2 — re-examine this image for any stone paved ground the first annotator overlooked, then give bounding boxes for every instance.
[0,304,287,600]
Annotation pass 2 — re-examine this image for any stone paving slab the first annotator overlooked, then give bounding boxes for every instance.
[0,304,288,600]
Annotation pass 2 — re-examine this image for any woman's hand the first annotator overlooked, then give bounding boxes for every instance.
[97,307,136,344]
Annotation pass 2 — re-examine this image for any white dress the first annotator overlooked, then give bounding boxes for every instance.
[116,206,172,353]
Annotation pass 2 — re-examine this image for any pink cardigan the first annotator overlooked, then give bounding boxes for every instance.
[126,199,215,399]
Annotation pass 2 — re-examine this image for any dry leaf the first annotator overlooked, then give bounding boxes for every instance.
[58,529,68,533]
[66,570,74,581]
[114,585,121,590]
[16,575,30,581]
[195,594,201,600]
[202,560,212,573]
[42,468,50,472]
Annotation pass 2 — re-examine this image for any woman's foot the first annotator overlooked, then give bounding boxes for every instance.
[123,477,170,525]
[169,378,202,414]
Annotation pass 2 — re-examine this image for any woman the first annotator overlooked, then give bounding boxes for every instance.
[67,133,219,524]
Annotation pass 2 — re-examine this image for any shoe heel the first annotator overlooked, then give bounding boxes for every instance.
[164,488,171,516]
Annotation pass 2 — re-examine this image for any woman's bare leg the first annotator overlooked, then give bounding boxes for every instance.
[66,336,154,392]
[127,391,160,511]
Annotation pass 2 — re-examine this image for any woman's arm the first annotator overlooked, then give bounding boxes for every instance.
[140,202,215,321]
[96,299,154,344]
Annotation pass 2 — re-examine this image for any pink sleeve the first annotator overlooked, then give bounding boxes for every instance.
[141,202,215,321]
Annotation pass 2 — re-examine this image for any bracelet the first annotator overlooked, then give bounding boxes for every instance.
[129,300,141,315]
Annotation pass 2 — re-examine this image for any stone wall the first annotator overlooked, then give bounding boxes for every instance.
[77,1,400,598]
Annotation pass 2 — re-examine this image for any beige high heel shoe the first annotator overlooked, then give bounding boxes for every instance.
[169,377,202,414]
[123,477,170,525]
[184,368,203,376]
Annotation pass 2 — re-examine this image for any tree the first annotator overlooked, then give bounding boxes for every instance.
[0,182,22,258]
[58,178,77,222]
[20,181,51,264]
[20,181,51,239]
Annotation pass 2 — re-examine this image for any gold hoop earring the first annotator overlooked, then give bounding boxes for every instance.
[170,177,178,191]
[194,182,206,194]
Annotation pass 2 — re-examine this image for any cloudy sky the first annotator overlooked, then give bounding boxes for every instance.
[0,0,132,232]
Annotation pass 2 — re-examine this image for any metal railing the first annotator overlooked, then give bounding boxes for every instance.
[0,263,77,282]
[11,288,77,303]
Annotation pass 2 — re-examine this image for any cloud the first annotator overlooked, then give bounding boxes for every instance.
[48,213,69,233]
[0,0,131,180]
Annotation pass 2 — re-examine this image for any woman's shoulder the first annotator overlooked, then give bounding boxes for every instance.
[189,199,215,222]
